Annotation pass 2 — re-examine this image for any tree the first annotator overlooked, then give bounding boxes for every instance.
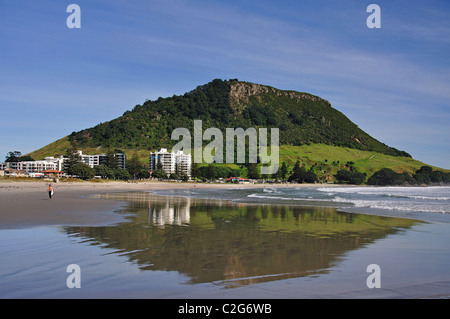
[71,162,95,180]
[94,165,114,179]
[400,172,414,184]
[5,151,34,162]
[247,163,260,179]
[137,169,150,179]
[443,172,450,184]
[288,161,307,183]
[105,149,118,169]
[190,162,200,179]
[348,171,366,185]
[411,166,450,185]
[152,168,167,180]
[413,166,432,184]
[305,169,318,183]
[127,152,142,179]
[271,162,287,180]
[271,169,281,180]
[280,161,288,180]
[18,155,34,161]
[430,170,444,183]
[152,161,167,180]
[5,151,22,162]
[179,172,189,182]
[206,163,216,180]
[334,169,366,185]
[114,169,131,181]
[64,141,82,175]
[367,168,401,186]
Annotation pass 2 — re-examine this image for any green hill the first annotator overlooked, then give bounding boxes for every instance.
[61,79,410,157]
[28,78,444,182]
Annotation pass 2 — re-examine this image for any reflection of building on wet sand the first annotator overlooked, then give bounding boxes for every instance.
[148,197,190,227]
[95,191,192,227]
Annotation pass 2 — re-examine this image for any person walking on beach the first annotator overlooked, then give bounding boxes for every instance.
[47,183,54,200]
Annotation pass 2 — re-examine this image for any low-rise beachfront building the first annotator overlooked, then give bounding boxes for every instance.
[149,148,191,177]
[0,157,64,174]
[0,162,7,171]
[1,151,126,177]
[226,177,251,184]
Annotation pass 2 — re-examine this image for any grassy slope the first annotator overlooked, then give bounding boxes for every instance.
[28,137,150,164]
[28,137,71,160]
[279,144,440,178]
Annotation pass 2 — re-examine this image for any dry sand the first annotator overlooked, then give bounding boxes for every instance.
[0,180,339,229]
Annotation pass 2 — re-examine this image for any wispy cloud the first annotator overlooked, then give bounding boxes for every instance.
[1,0,449,168]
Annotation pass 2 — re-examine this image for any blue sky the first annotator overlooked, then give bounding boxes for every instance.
[1,0,449,169]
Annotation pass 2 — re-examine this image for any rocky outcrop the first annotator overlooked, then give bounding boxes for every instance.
[229,81,331,110]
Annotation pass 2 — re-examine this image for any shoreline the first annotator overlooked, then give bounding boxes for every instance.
[1,179,448,229]
[0,180,342,229]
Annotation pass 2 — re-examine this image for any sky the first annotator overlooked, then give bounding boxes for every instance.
[1,0,449,169]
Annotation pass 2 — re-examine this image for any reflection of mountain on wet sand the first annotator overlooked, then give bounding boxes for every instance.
[68,192,419,288]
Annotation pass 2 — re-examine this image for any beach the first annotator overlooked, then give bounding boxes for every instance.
[1,180,449,299]
[0,180,341,229]
[0,180,152,229]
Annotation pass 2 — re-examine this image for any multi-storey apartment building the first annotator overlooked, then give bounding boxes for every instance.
[149,148,191,177]
[64,151,126,171]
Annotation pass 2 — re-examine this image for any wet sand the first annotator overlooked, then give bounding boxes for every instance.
[1,180,449,299]
[0,180,340,229]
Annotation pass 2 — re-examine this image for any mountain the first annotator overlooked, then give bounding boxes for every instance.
[30,78,439,182]
[63,79,410,157]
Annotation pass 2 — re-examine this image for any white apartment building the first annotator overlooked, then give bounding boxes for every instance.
[69,151,126,170]
[0,156,64,173]
[81,153,101,168]
[176,151,191,177]
[1,151,126,176]
[149,148,191,177]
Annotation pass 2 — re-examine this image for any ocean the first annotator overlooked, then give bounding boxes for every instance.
[149,185,450,223]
